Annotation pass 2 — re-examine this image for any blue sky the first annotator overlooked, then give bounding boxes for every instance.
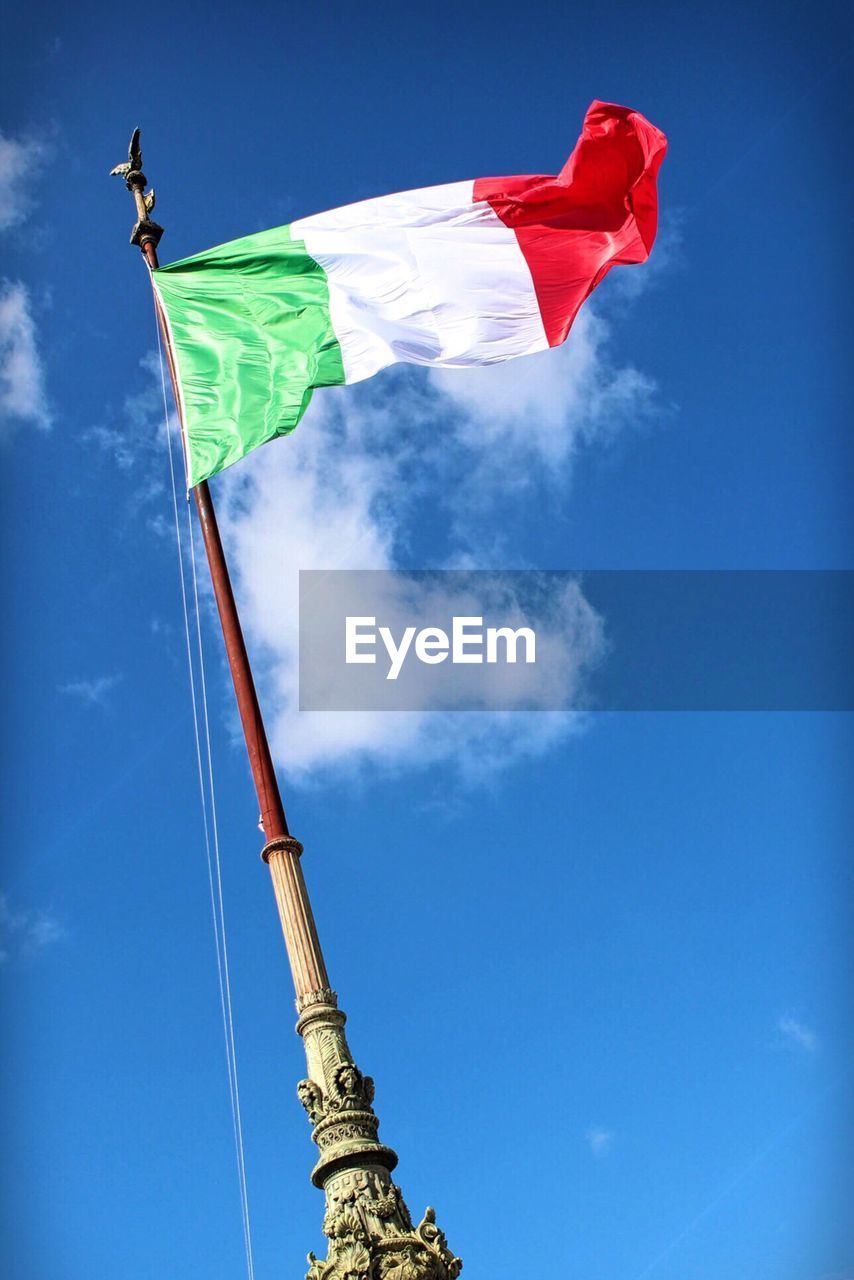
[1,2,852,1278]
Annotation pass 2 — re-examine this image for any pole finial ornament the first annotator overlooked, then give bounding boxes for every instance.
[110,127,163,250]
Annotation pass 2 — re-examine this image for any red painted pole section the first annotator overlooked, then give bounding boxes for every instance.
[141,237,289,843]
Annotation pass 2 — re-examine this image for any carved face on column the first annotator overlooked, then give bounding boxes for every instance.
[337,1065,362,1099]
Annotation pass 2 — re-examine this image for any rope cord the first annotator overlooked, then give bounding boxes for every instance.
[155,320,256,1280]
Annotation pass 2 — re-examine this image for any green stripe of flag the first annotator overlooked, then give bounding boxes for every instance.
[153,224,345,487]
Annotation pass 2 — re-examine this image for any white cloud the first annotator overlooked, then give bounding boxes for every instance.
[0,893,64,965]
[86,350,172,470]
[59,673,123,708]
[85,353,180,532]
[0,129,47,233]
[217,301,654,780]
[431,307,655,471]
[0,132,50,438]
[777,1014,818,1054]
[606,210,685,303]
[585,1127,615,1158]
[0,280,51,435]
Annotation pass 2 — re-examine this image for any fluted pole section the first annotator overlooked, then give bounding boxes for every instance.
[263,836,331,1001]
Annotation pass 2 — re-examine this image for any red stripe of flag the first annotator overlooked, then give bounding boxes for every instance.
[474,101,667,346]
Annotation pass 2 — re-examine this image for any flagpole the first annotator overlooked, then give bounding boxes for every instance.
[112,130,461,1280]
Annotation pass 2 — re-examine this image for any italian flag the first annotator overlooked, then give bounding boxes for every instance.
[153,101,666,487]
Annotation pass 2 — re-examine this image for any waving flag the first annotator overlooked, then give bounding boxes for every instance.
[153,101,666,487]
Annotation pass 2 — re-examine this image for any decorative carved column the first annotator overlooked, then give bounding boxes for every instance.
[263,838,462,1280]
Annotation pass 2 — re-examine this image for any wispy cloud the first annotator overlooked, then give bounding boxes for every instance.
[431,307,656,474]
[0,130,51,438]
[218,298,658,780]
[86,351,171,464]
[59,673,123,708]
[606,209,685,303]
[777,1014,818,1054]
[85,353,174,520]
[585,1127,615,1158]
[0,279,51,435]
[0,893,64,965]
[0,129,47,233]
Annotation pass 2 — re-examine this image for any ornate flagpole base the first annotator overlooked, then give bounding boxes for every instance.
[295,988,462,1280]
[257,835,461,1279]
